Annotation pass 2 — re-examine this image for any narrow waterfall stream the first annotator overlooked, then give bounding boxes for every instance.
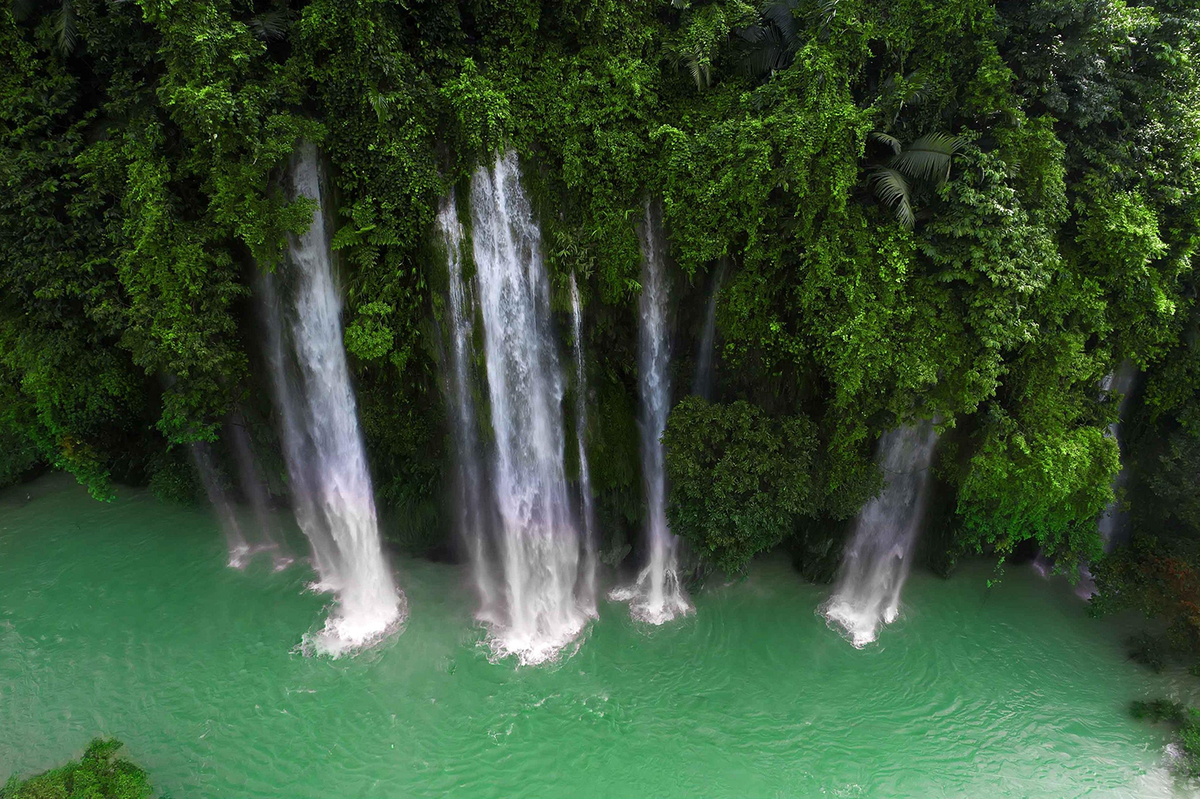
[692,260,725,399]
[1097,359,1139,550]
[824,422,938,647]
[570,272,599,617]
[190,442,249,569]
[227,417,291,571]
[612,202,691,624]
[260,142,402,656]
[1074,359,1141,597]
[465,150,590,664]
[437,192,500,623]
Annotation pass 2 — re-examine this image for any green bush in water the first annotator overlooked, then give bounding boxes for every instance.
[2,738,151,799]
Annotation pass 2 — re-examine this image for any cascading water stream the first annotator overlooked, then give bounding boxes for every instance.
[611,202,692,624]
[823,421,938,647]
[227,416,292,571]
[466,150,589,663]
[260,270,342,586]
[437,192,500,624]
[191,442,250,569]
[1097,360,1138,550]
[692,260,725,399]
[260,141,403,655]
[570,272,598,617]
[1074,360,1140,598]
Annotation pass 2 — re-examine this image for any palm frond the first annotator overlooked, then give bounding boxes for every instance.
[55,0,78,56]
[870,168,914,228]
[735,23,768,44]
[869,131,902,155]
[903,70,933,107]
[890,132,963,184]
[11,0,38,22]
[735,25,789,77]
[687,54,711,90]
[762,0,799,52]
[248,9,289,42]
[816,0,839,29]
[368,93,394,125]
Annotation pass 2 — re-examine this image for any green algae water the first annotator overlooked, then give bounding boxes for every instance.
[2,475,1197,798]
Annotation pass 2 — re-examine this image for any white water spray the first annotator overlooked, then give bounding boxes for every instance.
[824,421,938,647]
[261,142,403,656]
[570,272,598,617]
[611,202,692,624]
[466,150,589,664]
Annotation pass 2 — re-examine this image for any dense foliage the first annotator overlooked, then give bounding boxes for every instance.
[1,739,152,799]
[1,0,1197,623]
[663,397,819,572]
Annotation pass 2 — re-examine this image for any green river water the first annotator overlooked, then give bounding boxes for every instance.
[2,475,1197,798]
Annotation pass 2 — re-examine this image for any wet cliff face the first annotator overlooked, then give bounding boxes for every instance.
[2,0,1199,658]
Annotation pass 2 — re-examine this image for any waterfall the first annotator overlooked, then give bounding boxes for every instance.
[465,150,589,664]
[227,416,292,571]
[261,141,403,656]
[692,261,725,399]
[823,421,938,647]
[611,202,692,624]
[1074,360,1140,597]
[570,272,598,617]
[1097,360,1138,550]
[191,441,250,569]
[436,192,500,624]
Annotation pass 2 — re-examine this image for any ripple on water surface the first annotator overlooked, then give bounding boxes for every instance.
[0,475,1197,798]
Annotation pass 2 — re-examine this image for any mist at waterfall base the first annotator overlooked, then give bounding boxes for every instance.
[824,422,939,648]
[190,441,250,569]
[439,151,593,665]
[258,142,403,656]
[191,435,291,573]
[610,203,692,625]
[3,475,1194,799]
[227,418,293,572]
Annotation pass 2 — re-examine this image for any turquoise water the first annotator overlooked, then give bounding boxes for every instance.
[1,475,1196,797]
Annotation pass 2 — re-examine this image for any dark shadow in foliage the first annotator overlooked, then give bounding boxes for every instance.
[1126,631,1170,673]
[732,0,839,80]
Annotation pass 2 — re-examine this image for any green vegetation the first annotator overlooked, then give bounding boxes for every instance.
[2,739,152,799]
[663,398,819,573]
[1130,700,1200,777]
[1,0,1197,644]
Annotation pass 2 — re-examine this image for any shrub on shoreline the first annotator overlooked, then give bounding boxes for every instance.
[1,739,151,799]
